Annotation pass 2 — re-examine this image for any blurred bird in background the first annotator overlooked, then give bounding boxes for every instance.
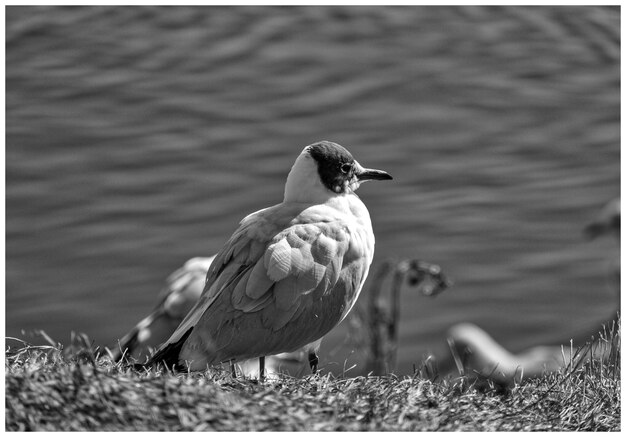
[110,256,215,363]
[447,198,620,386]
[139,141,392,376]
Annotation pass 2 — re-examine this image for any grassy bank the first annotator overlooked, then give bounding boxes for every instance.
[5,328,620,432]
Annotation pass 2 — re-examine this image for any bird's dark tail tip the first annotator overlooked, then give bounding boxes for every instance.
[132,328,193,373]
[109,329,140,363]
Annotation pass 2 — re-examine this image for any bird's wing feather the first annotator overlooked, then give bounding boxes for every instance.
[157,202,371,367]
[161,260,251,346]
[231,220,350,326]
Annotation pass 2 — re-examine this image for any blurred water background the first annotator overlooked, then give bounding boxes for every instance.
[6,6,620,376]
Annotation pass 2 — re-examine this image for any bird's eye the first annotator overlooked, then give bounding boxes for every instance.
[340,163,352,174]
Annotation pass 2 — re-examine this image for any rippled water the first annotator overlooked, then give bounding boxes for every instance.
[6,6,620,375]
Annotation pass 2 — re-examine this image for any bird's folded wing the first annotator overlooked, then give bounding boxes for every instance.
[158,203,366,352]
[155,207,288,346]
[230,221,353,331]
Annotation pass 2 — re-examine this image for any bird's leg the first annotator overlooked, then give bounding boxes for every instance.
[308,351,319,374]
[259,356,265,382]
[230,359,237,378]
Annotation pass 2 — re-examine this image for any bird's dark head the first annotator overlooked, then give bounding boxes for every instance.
[305,141,392,194]
[284,140,392,202]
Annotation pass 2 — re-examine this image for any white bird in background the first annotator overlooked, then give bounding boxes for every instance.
[144,141,392,373]
[112,256,319,377]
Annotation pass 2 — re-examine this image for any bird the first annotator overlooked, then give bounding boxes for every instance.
[111,255,320,377]
[583,198,620,241]
[143,140,392,373]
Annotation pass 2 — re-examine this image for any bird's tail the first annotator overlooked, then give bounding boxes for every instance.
[134,327,193,372]
[109,328,140,362]
[109,309,165,362]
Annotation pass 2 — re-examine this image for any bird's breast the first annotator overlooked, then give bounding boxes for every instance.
[327,194,375,254]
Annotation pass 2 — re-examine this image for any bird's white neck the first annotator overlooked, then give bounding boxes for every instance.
[284,152,335,204]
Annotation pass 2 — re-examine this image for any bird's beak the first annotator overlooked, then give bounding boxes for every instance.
[355,161,393,181]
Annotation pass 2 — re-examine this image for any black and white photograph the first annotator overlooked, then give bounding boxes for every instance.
[5,4,620,431]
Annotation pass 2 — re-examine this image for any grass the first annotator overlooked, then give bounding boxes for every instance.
[5,323,620,432]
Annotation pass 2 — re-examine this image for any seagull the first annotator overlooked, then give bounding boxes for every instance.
[112,255,320,377]
[144,140,392,372]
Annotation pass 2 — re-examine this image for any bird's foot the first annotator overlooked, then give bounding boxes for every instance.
[259,356,266,382]
[308,351,319,374]
[230,360,237,378]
